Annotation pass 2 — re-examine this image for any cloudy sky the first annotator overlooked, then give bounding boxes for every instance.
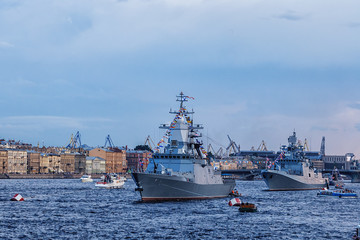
[1,0,360,155]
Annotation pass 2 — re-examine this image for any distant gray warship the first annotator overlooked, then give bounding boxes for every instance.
[132,92,236,201]
[262,131,327,191]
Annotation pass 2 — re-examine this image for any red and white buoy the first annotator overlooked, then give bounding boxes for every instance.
[228,197,241,206]
[11,194,24,201]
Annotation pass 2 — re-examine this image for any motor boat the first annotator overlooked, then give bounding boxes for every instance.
[80,175,93,183]
[95,174,125,189]
[317,188,357,198]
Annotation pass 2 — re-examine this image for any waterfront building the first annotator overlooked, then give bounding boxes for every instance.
[60,153,86,174]
[89,148,127,173]
[0,149,8,174]
[311,159,324,171]
[220,161,238,170]
[48,154,61,173]
[27,151,40,174]
[85,156,106,174]
[323,153,355,170]
[217,158,257,170]
[7,149,27,174]
[126,150,151,172]
[40,153,50,173]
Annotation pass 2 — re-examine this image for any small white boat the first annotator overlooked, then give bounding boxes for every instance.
[95,174,125,189]
[100,174,127,182]
[80,175,93,183]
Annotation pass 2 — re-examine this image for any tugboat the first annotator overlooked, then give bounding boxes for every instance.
[262,131,327,191]
[132,92,236,201]
[238,203,257,212]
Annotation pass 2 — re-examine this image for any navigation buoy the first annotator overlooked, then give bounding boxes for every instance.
[228,198,241,206]
[11,194,24,201]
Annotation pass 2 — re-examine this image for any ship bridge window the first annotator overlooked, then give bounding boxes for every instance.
[177,156,180,159]
[165,156,168,159]
[161,156,164,159]
[171,140,178,146]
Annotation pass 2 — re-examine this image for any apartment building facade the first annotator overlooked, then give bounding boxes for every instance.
[89,148,127,173]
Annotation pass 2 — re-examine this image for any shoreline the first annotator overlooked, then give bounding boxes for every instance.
[0,173,131,179]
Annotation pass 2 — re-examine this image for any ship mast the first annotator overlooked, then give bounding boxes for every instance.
[157,92,204,156]
[169,92,195,116]
[178,92,185,110]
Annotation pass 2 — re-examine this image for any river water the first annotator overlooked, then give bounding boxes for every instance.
[0,179,359,239]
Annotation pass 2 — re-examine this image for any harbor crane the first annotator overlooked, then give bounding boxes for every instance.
[216,147,224,159]
[104,134,115,148]
[66,131,82,149]
[257,140,268,151]
[207,143,216,154]
[145,135,156,151]
[303,138,310,151]
[226,135,240,156]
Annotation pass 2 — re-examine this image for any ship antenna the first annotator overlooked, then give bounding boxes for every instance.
[176,92,188,114]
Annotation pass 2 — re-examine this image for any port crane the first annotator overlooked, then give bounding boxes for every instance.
[104,134,115,148]
[145,135,156,151]
[303,138,310,151]
[66,131,82,149]
[257,140,268,151]
[216,147,225,159]
[226,135,240,156]
[207,143,216,155]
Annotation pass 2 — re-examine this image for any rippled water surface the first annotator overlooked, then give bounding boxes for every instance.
[0,179,359,239]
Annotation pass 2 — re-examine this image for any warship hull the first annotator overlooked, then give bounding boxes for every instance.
[132,172,236,201]
[262,170,327,191]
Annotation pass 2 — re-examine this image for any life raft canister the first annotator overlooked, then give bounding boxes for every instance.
[228,198,241,206]
[11,194,24,201]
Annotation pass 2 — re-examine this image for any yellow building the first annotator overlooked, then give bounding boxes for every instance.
[0,149,8,174]
[27,151,40,174]
[60,153,86,174]
[40,153,50,173]
[89,148,127,173]
[48,154,61,173]
[7,149,27,174]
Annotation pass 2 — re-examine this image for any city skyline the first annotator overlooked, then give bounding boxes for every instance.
[1,1,360,155]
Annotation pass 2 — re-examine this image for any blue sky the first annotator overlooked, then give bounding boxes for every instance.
[1,0,360,155]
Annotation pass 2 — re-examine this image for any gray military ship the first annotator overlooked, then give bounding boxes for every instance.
[132,92,236,201]
[261,131,328,191]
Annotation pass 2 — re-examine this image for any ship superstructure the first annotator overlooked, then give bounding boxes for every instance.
[132,92,235,201]
[261,131,327,191]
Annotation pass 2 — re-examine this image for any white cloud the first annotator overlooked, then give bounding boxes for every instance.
[203,101,360,156]
[1,0,360,67]
[0,116,113,131]
[0,41,14,48]
[276,10,309,21]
